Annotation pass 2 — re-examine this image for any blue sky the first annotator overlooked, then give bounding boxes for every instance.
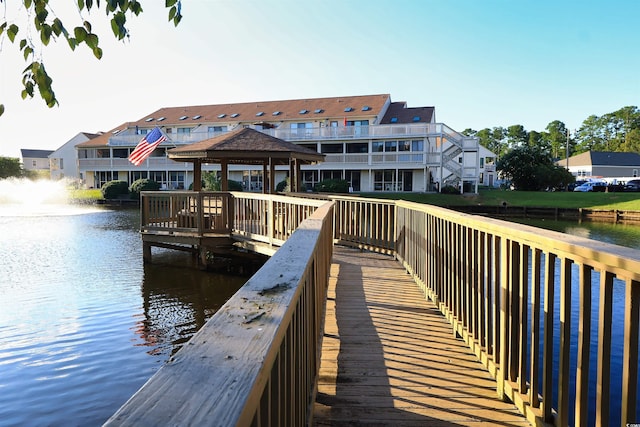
[1,0,639,157]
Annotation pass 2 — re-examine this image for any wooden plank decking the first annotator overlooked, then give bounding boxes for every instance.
[314,247,530,426]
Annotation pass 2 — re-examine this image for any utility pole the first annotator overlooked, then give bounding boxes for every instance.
[566,128,570,170]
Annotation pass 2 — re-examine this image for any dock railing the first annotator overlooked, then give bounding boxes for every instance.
[329,196,639,427]
[123,192,639,426]
[106,197,335,426]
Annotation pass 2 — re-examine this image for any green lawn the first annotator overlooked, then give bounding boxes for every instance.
[68,188,103,203]
[360,188,640,210]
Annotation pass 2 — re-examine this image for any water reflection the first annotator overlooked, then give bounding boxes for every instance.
[135,253,248,357]
[510,218,640,249]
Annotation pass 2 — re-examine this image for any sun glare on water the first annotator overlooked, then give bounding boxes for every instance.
[0,178,102,216]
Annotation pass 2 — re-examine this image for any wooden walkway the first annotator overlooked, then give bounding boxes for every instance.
[313,247,530,426]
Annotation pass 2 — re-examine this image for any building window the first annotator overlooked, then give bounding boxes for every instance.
[321,170,342,181]
[634,169,638,177]
[168,171,185,190]
[299,143,318,152]
[345,170,361,191]
[321,143,344,154]
[372,141,384,152]
[149,171,167,188]
[302,170,319,191]
[131,171,148,182]
[59,158,64,169]
[113,148,129,158]
[97,149,110,158]
[374,169,398,191]
[95,171,117,188]
[208,126,225,133]
[480,157,485,168]
[242,170,263,192]
[385,140,397,152]
[346,142,368,153]
[177,127,191,135]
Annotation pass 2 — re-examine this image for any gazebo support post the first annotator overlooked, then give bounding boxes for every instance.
[269,159,276,194]
[289,159,296,192]
[262,162,268,194]
[193,160,202,191]
[294,159,302,192]
[221,160,229,191]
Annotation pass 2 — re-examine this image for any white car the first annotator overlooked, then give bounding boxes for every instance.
[573,181,607,192]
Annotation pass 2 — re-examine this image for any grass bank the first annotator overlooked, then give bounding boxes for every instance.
[360,188,640,211]
[68,188,103,203]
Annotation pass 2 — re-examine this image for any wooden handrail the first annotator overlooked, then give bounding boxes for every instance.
[126,191,640,426]
[106,197,335,426]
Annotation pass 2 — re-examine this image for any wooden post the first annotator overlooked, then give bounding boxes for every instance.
[221,160,229,191]
[262,161,268,194]
[269,159,276,194]
[193,160,202,191]
[143,242,152,263]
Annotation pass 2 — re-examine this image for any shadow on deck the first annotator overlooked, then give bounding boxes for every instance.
[314,247,530,426]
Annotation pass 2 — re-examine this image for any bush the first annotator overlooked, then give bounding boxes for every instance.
[314,179,350,193]
[276,178,290,193]
[101,180,129,199]
[129,178,161,197]
[228,180,244,191]
[441,185,460,194]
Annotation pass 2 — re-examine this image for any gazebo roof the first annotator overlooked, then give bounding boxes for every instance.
[167,127,324,165]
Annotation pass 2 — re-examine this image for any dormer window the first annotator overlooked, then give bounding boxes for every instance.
[179,115,188,120]
[412,116,420,122]
[314,109,324,113]
[256,112,264,116]
[362,106,371,111]
[299,109,308,114]
[344,107,354,112]
[230,113,239,118]
[157,117,166,121]
[193,115,202,120]
[145,117,154,122]
[217,114,226,118]
[390,117,398,123]
[273,111,281,116]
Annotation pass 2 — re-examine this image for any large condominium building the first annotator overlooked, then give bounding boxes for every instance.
[76,94,493,192]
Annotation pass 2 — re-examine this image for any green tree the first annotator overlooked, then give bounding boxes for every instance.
[505,125,528,149]
[545,120,569,160]
[0,156,25,179]
[575,115,606,153]
[496,145,573,191]
[0,1,183,116]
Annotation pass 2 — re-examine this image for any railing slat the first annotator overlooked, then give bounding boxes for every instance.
[622,278,640,424]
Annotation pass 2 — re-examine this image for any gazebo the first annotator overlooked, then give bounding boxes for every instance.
[167,128,325,192]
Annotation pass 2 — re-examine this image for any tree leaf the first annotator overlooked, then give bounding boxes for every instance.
[40,24,52,46]
[0,104,4,117]
[23,46,33,60]
[7,24,18,42]
[86,33,99,49]
[74,26,87,42]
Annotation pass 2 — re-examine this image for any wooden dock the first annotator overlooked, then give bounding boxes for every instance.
[314,246,530,426]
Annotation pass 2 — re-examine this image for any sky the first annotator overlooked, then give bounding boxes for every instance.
[1,0,639,158]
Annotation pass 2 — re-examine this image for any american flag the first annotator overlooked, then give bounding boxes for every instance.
[128,127,167,166]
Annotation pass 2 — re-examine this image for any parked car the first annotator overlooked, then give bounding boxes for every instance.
[624,179,640,192]
[573,181,607,192]
[568,180,587,191]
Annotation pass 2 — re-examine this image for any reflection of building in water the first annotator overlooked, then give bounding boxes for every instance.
[134,258,250,357]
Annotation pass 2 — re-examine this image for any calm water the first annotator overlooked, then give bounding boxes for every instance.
[0,205,247,426]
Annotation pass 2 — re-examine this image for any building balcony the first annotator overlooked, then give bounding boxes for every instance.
[105,123,472,147]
